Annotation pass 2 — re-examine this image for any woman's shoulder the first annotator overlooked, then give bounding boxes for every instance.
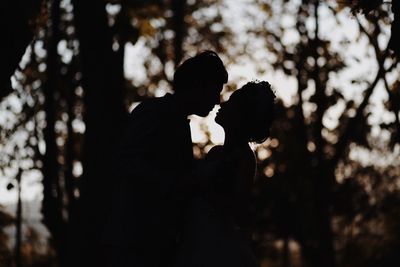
[207,144,254,162]
[208,145,224,154]
[206,145,225,160]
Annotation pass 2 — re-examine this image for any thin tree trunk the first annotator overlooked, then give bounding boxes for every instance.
[292,5,326,265]
[64,73,77,227]
[14,169,22,267]
[41,0,68,265]
[389,1,400,56]
[310,2,336,267]
[172,0,186,66]
[282,234,290,267]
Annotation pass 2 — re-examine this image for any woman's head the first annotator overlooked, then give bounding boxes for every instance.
[215,81,275,143]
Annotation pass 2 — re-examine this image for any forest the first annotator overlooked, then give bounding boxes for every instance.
[0,0,399,267]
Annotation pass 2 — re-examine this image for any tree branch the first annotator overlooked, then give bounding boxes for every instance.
[382,75,400,142]
[331,67,383,168]
[331,14,391,167]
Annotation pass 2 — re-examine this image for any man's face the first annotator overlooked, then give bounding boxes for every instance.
[192,82,224,117]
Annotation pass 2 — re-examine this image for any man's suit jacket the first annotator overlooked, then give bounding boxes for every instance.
[105,93,193,258]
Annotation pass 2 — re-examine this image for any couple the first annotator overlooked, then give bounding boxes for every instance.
[105,51,275,267]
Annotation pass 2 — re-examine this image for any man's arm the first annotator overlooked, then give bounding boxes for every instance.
[115,104,164,183]
[177,148,224,196]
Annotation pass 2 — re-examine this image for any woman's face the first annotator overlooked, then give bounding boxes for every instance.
[215,92,242,131]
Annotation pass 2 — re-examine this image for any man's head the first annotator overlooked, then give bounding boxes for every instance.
[173,51,228,117]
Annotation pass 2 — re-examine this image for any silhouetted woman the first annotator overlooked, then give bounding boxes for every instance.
[176,81,275,267]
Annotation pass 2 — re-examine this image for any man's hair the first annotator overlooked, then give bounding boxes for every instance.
[173,51,228,92]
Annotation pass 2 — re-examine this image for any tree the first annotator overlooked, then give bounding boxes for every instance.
[1,0,130,265]
[341,0,400,56]
[0,0,43,100]
[246,1,399,266]
[1,1,399,267]
[1,0,229,265]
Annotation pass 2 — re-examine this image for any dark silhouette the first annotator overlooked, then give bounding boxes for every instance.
[2,1,400,267]
[175,81,275,267]
[104,50,228,267]
[67,2,129,267]
[0,0,42,101]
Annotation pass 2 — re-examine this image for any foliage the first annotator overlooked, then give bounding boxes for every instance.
[1,0,400,267]
[338,0,400,57]
[247,0,400,266]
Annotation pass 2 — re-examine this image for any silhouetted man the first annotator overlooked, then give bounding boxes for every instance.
[105,51,228,267]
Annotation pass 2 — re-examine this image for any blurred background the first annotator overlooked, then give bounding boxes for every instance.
[0,0,399,267]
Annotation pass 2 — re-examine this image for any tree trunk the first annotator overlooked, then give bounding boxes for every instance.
[172,0,186,66]
[41,0,68,265]
[70,0,127,266]
[14,170,22,267]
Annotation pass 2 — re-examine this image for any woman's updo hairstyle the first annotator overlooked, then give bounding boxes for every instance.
[234,81,275,143]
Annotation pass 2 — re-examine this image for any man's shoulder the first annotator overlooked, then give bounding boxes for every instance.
[129,94,174,118]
